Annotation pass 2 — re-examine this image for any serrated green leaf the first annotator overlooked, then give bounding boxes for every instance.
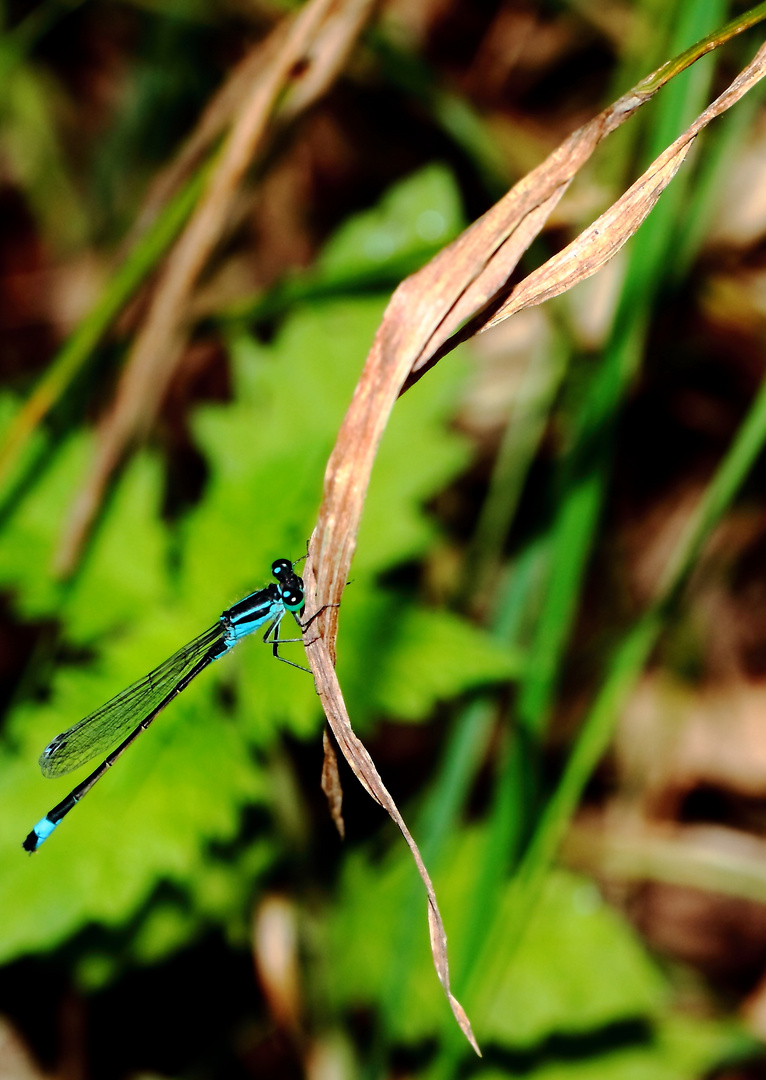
[325,830,742,1077]
[0,433,167,637]
[318,163,463,280]
[0,167,504,972]
[339,601,519,722]
[0,432,93,617]
[0,659,271,961]
[372,607,520,719]
[475,1013,747,1080]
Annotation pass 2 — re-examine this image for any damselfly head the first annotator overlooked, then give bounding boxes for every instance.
[271,558,304,611]
[280,587,303,608]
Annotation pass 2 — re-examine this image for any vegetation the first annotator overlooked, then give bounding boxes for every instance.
[1,1,766,1077]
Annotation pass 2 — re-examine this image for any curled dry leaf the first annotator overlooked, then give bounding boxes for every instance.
[321,727,345,839]
[307,24,766,1053]
[301,558,481,1055]
[475,37,766,334]
[310,34,766,640]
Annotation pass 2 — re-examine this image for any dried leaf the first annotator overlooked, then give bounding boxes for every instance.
[321,726,345,839]
[306,23,766,1053]
[476,38,766,333]
[311,35,766,645]
[302,557,481,1055]
[56,0,377,577]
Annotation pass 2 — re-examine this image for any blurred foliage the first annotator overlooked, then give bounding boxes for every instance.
[327,848,747,1078]
[2,1,766,1079]
[0,166,516,970]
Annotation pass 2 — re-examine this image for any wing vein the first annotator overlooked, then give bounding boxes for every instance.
[40,623,224,778]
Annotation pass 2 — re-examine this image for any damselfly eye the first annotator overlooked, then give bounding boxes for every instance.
[271,558,292,578]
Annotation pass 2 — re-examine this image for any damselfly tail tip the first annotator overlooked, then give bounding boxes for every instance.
[22,817,55,853]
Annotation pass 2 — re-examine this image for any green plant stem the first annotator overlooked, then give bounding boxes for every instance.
[636,0,766,96]
[514,0,723,743]
[0,165,208,493]
[469,362,766,1020]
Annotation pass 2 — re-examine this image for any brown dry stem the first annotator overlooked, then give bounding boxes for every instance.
[310,36,766,646]
[136,0,376,236]
[304,28,766,1055]
[301,559,481,1054]
[55,0,377,577]
[320,727,346,839]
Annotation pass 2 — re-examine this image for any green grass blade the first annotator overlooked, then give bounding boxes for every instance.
[469,360,766,1030]
[0,165,208,495]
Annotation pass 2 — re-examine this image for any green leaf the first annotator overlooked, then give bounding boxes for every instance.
[0,431,167,637]
[475,1012,745,1080]
[318,162,464,281]
[326,835,664,1044]
[0,167,511,971]
[324,830,745,1077]
[340,602,520,722]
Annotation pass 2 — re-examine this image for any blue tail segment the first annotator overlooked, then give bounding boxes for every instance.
[23,817,57,852]
[23,558,308,852]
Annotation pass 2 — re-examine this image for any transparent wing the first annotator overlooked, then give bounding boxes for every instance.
[39,623,224,778]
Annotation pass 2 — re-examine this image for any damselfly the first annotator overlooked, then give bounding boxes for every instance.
[23,559,308,852]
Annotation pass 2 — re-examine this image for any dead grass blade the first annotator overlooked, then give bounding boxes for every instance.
[463,38,766,337]
[301,558,481,1055]
[55,0,377,577]
[138,0,376,234]
[310,27,766,645]
[132,31,291,237]
[321,727,345,839]
[303,18,766,1052]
